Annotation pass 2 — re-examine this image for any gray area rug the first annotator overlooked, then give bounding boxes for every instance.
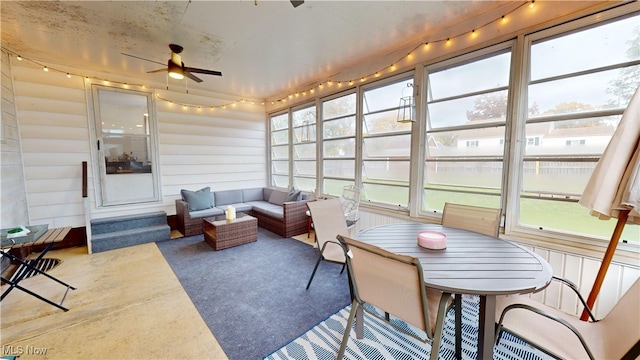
[156,228,351,360]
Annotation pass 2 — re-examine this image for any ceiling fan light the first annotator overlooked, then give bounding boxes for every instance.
[169,71,184,80]
[167,60,184,80]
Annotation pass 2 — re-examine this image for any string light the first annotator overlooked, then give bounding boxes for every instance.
[265,0,533,105]
[4,0,535,110]
[2,47,265,112]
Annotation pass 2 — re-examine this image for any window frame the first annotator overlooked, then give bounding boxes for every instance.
[419,41,516,218]
[360,71,416,209]
[505,7,640,248]
[266,4,640,251]
[291,102,318,192]
[319,89,358,197]
[269,111,291,189]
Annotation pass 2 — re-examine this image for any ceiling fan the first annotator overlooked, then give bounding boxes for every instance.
[124,44,222,83]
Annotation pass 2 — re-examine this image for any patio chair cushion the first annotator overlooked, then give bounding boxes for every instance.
[243,188,264,202]
[247,201,284,219]
[214,189,244,206]
[190,207,224,218]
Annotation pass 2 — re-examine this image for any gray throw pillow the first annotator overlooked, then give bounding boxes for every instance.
[286,187,301,202]
[181,187,212,211]
[268,190,288,206]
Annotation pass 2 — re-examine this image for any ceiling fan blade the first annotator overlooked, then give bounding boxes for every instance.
[183,70,203,83]
[147,68,168,74]
[185,67,222,77]
[122,53,165,66]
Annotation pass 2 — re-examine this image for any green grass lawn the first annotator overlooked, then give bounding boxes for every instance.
[352,180,640,243]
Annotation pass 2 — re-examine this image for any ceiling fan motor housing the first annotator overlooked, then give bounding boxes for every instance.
[168,53,184,79]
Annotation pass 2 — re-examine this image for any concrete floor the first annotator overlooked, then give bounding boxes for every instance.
[1,243,227,359]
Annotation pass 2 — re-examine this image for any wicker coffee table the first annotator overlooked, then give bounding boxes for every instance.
[203,212,257,250]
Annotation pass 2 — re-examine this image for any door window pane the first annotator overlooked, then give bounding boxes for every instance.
[93,87,158,206]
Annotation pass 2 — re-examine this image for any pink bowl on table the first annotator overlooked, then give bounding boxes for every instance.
[417,231,447,250]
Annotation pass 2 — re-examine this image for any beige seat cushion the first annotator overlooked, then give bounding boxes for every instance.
[496,279,640,360]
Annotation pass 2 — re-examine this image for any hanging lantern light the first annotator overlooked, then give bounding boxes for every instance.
[397,83,416,123]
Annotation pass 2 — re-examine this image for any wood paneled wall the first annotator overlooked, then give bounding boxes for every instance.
[10,61,267,228]
[1,49,29,228]
[13,66,89,229]
[157,94,267,199]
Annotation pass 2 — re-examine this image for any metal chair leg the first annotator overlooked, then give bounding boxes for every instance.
[305,255,323,289]
[337,300,359,359]
[455,294,462,359]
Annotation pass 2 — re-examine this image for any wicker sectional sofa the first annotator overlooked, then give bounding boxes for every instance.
[175,187,313,238]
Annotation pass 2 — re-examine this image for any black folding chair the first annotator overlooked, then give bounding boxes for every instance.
[1,227,76,311]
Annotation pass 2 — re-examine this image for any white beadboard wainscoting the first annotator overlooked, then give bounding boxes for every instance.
[353,208,640,320]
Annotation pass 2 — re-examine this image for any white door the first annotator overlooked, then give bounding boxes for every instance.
[92,86,160,206]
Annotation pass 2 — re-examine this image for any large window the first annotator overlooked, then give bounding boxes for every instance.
[518,13,640,242]
[322,92,357,196]
[268,6,639,246]
[292,104,316,191]
[422,45,512,213]
[362,75,414,207]
[270,113,290,188]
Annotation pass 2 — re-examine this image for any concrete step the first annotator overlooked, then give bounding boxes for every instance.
[91,211,168,235]
[90,212,170,253]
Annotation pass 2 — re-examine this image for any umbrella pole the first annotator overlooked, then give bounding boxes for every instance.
[580,209,629,321]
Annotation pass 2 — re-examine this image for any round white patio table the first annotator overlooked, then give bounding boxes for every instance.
[356,223,553,359]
